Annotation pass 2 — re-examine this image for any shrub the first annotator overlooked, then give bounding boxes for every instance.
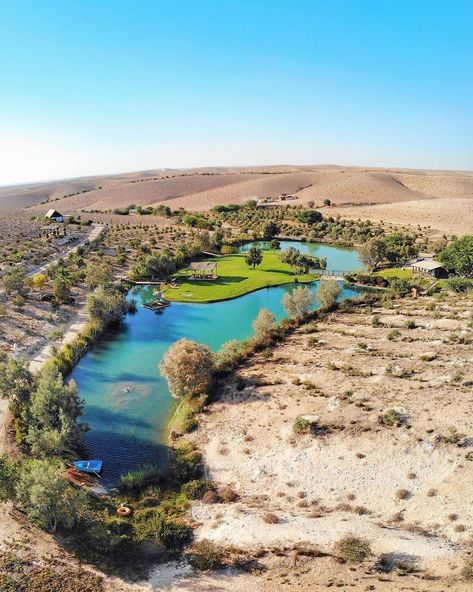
[220,486,239,503]
[160,339,214,404]
[214,339,244,374]
[174,442,203,484]
[119,465,162,494]
[461,558,473,581]
[252,308,276,341]
[396,488,410,500]
[181,479,213,500]
[379,409,402,427]
[187,539,225,570]
[293,416,311,434]
[317,279,342,310]
[443,426,461,444]
[334,535,371,563]
[263,512,280,524]
[282,286,317,318]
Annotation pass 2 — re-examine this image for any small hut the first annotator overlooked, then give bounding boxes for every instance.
[186,261,218,280]
[409,259,447,278]
[45,209,64,222]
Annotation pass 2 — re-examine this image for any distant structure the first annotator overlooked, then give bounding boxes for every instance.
[408,258,447,278]
[45,209,64,222]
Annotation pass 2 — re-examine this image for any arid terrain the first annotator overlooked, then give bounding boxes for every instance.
[1,165,472,236]
[184,293,473,590]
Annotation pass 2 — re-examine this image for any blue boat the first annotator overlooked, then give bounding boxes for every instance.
[74,460,103,475]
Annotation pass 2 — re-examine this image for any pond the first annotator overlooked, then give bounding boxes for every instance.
[69,242,363,487]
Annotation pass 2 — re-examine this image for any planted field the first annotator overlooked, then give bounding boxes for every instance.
[162,251,317,303]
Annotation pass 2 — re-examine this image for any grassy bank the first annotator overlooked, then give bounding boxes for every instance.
[162,251,317,303]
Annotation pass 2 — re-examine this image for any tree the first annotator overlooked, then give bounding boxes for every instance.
[282,286,316,318]
[86,286,128,328]
[160,339,214,404]
[2,267,26,295]
[0,454,19,502]
[0,354,35,416]
[280,247,320,274]
[359,238,387,271]
[383,233,418,263]
[85,259,114,289]
[323,199,332,206]
[214,339,244,373]
[16,458,86,532]
[270,239,281,250]
[317,279,342,309]
[245,246,263,270]
[27,365,86,456]
[32,273,47,290]
[438,235,473,277]
[53,275,71,304]
[252,308,276,340]
[296,210,323,225]
[262,222,280,240]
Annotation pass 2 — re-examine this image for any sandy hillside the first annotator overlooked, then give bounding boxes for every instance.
[189,293,473,587]
[2,166,471,221]
[332,197,473,236]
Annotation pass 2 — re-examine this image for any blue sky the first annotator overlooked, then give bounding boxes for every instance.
[0,0,472,184]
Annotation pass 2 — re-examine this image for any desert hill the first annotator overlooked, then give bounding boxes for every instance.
[1,165,472,216]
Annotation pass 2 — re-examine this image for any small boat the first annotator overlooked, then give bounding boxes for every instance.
[73,460,103,475]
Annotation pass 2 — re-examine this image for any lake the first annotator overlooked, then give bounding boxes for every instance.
[69,242,363,486]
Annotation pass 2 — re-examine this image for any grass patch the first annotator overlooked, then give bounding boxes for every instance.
[162,251,317,303]
[377,268,413,279]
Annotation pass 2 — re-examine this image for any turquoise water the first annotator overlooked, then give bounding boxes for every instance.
[69,243,363,486]
[238,240,362,271]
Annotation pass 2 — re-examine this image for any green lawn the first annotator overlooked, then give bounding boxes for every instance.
[162,251,317,303]
[377,267,413,279]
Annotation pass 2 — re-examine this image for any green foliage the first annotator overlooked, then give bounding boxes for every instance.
[280,246,323,274]
[317,279,342,309]
[297,210,323,225]
[0,454,19,502]
[444,277,473,292]
[129,251,177,281]
[26,364,86,456]
[16,458,87,532]
[380,409,402,427]
[293,416,311,434]
[1,267,26,295]
[438,236,473,277]
[181,479,213,500]
[86,286,128,329]
[173,442,203,484]
[383,233,418,263]
[0,354,35,414]
[245,246,263,269]
[53,275,71,304]
[358,237,387,270]
[85,259,114,289]
[262,221,280,239]
[119,465,162,494]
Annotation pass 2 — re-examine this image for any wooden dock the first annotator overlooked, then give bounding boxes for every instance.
[142,300,171,311]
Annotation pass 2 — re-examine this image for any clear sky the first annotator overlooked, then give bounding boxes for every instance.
[0,0,472,185]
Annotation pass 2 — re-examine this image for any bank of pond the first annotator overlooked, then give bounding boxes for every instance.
[69,241,364,486]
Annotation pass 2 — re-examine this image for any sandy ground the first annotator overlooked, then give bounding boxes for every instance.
[332,197,473,236]
[188,293,472,588]
[5,166,471,224]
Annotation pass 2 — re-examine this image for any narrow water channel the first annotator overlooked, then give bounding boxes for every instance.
[69,242,364,486]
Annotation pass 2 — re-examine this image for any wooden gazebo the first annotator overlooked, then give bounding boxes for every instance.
[187,261,218,280]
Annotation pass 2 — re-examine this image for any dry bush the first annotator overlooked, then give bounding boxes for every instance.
[462,558,473,581]
[186,539,225,571]
[396,488,410,500]
[202,490,220,504]
[263,513,280,524]
[220,486,239,503]
[334,534,372,564]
